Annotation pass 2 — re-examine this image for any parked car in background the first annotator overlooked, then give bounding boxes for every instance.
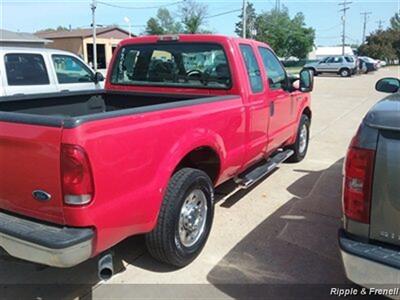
[0,47,104,97]
[0,35,313,277]
[304,55,358,77]
[340,77,400,289]
[358,56,378,74]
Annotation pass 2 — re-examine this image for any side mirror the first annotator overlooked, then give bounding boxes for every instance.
[93,72,105,84]
[375,78,400,93]
[299,69,314,92]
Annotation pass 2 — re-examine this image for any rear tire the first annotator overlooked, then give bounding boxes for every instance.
[287,114,310,163]
[146,168,214,267]
[339,68,351,77]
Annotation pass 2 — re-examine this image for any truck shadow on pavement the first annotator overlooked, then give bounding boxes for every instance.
[206,158,358,299]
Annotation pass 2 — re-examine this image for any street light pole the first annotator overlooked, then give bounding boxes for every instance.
[124,17,132,38]
[91,0,97,71]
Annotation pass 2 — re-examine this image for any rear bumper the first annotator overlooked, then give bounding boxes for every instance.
[339,229,400,286]
[0,210,94,268]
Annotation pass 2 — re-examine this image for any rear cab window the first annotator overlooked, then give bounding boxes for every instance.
[111,43,231,89]
[4,53,49,86]
[239,44,263,93]
[52,55,94,84]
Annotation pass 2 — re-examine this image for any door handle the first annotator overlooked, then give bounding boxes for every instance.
[270,101,275,117]
[60,89,70,93]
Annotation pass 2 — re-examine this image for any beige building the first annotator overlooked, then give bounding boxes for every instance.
[36,26,131,69]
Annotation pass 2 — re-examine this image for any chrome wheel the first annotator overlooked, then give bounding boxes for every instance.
[299,124,308,154]
[178,189,208,247]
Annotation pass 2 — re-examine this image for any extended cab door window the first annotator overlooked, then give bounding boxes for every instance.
[258,47,287,90]
[5,53,49,86]
[3,53,57,96]
[239,44,263,93]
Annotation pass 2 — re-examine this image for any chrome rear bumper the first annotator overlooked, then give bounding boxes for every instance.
[0,210,94,267]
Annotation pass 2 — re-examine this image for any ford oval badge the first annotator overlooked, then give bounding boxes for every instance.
[32,190,51,202]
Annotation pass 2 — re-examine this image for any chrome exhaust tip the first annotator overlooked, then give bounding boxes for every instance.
[98,253,114,281]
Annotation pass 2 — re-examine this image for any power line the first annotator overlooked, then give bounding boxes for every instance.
[97,1,182,10]
[360,12,371,44]
[317,23,341,32]
[205,9,242,19]
[339,0,352,55]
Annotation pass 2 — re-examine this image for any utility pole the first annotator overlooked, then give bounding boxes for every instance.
[376,19,385,31]
[242,0,247,38]
[360,12,371,44]
[91,0,97,71]
[339,0,352,55]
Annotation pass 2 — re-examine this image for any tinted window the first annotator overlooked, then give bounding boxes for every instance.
[111,43,231,89]
[5,53,49,86]
[52,55,94,84]
[345,56,354,63]
[239,44,263,93]
[327,57,343,63]
[258,47,287,90]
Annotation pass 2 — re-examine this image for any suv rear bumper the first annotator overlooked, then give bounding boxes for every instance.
[0,210,94,268]
[339,229,400,286]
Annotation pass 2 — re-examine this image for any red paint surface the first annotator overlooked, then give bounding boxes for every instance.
[0,35,311,256]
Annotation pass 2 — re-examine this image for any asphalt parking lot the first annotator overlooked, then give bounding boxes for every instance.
[1,66,399,299]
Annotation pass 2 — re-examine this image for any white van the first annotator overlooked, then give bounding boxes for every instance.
[0,47,104,97]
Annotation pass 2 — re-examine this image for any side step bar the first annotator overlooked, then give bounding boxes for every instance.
[234,149,294,189]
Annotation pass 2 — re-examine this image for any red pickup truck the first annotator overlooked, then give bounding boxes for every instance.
[0,35,312,276]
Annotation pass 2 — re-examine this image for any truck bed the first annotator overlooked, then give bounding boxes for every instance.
[0,91,225,128]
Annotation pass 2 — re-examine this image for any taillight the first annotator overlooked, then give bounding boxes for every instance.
[61,144,94,206]
[343,138,375,223]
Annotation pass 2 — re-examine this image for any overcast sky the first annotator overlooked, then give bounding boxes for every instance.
[1,0,398,46]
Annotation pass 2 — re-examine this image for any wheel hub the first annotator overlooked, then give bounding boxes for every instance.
[178,189,208,247]
[299,124,308,154]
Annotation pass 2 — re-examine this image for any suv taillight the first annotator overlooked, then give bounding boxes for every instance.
[343,138,375,223]
[61,144,94,206]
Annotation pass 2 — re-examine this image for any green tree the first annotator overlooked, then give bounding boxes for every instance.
[145,8,182,35]
[358,29,398,62]
[390,12,400,30]
[145,17,165,35]
[235,2,257,38]
[254,7,315,59]
[157,8,182,33]
[179,0,208,34]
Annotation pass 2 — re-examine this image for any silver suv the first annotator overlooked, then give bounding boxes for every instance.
[304,56,357,77]
[340,77,400,289]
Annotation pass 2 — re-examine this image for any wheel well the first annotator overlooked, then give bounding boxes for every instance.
[303,107,312,121]
[340,67,350,72]
[174,147,221,184]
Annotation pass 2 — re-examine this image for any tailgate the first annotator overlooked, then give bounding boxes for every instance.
[0,121,64,224]
[370,130,400,245]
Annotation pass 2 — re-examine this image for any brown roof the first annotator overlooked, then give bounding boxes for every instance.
[36,26,131,39]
